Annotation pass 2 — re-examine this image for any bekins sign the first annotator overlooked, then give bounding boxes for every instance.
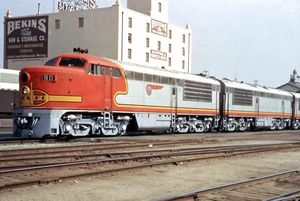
[5,16,48,59]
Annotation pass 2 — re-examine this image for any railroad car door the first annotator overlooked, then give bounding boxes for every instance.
[281,100,285,118]
[255,98,260,116]
[170,87,178,129]
[103,67,112,112]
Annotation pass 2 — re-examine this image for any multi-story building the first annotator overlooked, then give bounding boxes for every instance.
[277,69,300,93]
[4,0,192,73]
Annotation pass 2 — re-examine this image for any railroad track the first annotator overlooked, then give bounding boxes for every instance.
[0,142,299,169]
[0,139,199,156]
[0,143,298,170]
[0,129,299,145]
[155,169,300,201]
[0,142,299,191]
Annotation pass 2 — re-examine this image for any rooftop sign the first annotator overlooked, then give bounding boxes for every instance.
[58,0,97,11]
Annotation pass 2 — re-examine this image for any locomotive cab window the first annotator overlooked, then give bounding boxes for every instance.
[86,64,102,75]
[104,68,111,76]
[45,57,58,66]
[59,58,85,67]
[112,68,122,78]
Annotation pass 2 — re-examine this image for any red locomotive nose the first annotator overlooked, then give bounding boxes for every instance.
[19,66,85,108]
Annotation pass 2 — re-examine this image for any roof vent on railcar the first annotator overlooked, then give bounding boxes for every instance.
[197,70,209,77]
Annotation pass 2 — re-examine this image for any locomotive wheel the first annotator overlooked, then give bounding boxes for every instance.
[238,123,247,132]
[227,124,236,132]
[270,124,276,130]
[195,124,205,133]
[101,126,121,136]
[292,123,299,130]
[189,125,195,133]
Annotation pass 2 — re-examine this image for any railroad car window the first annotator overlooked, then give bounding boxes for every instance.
[59,58,85,67]
[169,78,176,85]
[176,79,184,86]
[45,57,58,66]
[161,76,169,84]
[232,88,253,106]
[135,72,143,81]
[226,88,234,93]
[144,74,152,82]
[213,85,220,91]
[153,75,160,83]
[112,68,122,78]
[126,71,134,79]
[298,100,300,110]
[183,80,212,102]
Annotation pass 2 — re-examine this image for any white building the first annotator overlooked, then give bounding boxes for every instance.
[4,0,192,73]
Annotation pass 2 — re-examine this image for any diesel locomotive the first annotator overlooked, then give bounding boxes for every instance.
[14,51,300,138]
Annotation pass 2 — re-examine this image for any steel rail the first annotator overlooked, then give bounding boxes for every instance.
[0,143,299,170]
[1,141,298,158]
[0,139,196,157]
[0,141,288,158]
[264,190,300,201]
[153,169,300,201]
[0,147,279,173]
[1,143,299,170]
[0,129,299,144]
[0,144,298,190]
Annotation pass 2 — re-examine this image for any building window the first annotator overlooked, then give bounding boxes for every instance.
[55,19,60,29]
[168,44,172,53]
[128,17,132,28]
[146,22,150,33]
[79,17,84,28]
[146,38,150,48]
[169,30,172,39]
[182,60,185,69]
[168,57,171,66]
[128,33,132,43]
[128,49,132,59]
[146,53,149,62]
[158,2,162,12]
[157,41,161,51]
[182,47,185,56]
[182,34,186,43]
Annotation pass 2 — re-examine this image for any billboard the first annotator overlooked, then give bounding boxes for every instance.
[5,15,48,59]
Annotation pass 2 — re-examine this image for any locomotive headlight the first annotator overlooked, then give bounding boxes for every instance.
[22,86,30,95]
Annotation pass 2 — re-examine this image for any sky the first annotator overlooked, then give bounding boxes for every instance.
[1,0,300,88]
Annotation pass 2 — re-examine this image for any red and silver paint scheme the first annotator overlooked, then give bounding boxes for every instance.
[14,51,300,138]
